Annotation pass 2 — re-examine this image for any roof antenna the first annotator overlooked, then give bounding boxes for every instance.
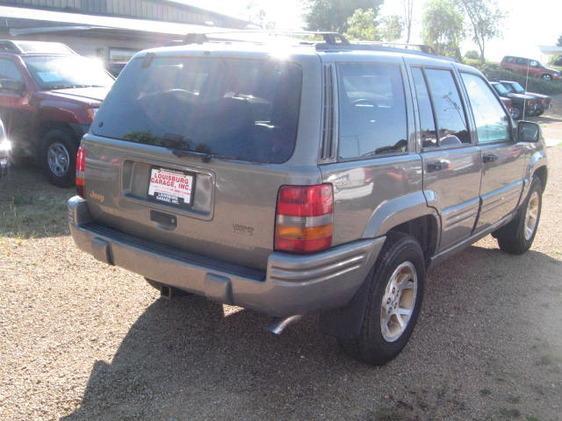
[523,61,530,119]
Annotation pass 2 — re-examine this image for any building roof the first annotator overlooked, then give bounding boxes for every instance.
[0,5,249,41]
[0,0,249,28]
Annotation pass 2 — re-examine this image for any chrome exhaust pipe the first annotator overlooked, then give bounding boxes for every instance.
[267,315,303,335]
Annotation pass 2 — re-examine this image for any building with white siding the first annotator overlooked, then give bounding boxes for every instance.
[0,1,251,72]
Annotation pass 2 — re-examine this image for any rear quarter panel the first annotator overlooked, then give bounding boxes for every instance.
[321,154,426,244]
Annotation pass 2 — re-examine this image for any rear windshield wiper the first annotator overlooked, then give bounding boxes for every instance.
[172,148,214,163]
[160,134,214,163]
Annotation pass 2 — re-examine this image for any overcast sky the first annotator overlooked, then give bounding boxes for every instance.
[179,0,561,62]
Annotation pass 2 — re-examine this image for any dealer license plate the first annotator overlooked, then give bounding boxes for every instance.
[147,167,194,209]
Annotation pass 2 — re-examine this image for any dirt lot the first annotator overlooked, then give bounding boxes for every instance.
[1,147,561,420]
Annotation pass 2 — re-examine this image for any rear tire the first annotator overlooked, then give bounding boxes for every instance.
[496,177,543,255]
[338,232,425,365]
[40,128,77,187]
[541,74,553,81]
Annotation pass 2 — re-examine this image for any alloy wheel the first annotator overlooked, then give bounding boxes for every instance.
[524,191,540,241]
[380,261,418,342]
[47,142,70,178]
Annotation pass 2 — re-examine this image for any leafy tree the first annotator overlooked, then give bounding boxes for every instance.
[380,15,404,41]
[422,0,465,59]
[344,8,380,41]
[245,2,276,29]
[403,0,414,44]
[456,0,505,63]
[305,0,383,33]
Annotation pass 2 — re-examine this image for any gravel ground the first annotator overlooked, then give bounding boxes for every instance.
[1,148,561,420]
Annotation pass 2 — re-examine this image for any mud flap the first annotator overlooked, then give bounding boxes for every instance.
[318,266,373,340]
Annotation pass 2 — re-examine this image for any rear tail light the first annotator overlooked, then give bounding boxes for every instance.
[76,145,86,197]
[275,184,334,253]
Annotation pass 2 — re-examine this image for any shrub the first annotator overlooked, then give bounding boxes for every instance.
[465,50,481,60]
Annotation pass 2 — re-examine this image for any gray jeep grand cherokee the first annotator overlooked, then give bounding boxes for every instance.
[67,34,548,365]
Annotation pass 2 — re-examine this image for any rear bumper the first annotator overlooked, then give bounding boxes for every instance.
[68,196,385,317]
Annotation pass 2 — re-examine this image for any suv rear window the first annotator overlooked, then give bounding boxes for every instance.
[93,56,302,164]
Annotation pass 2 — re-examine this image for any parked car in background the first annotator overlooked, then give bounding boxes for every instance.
[501,56,561,81]
[490,81,540,119]
[0,40,114,186]
[500,80,551,116]
[0,117,10,177]
[68,35,548,366]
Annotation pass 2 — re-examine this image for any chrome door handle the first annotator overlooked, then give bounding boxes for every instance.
[426,160,449,172]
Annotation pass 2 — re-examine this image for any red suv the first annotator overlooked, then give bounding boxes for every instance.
[501,56,561,81]
[0,40,114,186]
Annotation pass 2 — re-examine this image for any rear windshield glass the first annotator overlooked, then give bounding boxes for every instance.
[510,82,525,93]
[93,56,302,164]
[493,83,509,95]
[23,56,114,90]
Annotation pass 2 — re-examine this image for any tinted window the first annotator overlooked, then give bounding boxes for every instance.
[94,57,302,164]
[0,59,22,82]
[461,73,510,144]
[510,82,525,94]
[411,68,438,148]
[337,62,408,159]
[516,57,528,65]
[492,83,510,96]
[424,69,470,145]
[502,83,515,93]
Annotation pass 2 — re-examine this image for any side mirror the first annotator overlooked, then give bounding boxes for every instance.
[0,79,25,95]
[518,121,541,143]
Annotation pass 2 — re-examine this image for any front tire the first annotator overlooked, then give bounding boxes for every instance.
[541,74,553,81]
[496,178,543,255]
[339,233,425,365]
[40,128,77,187]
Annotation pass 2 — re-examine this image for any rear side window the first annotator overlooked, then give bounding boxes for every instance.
[424,69,470,145]
[337,62,408,159]
[411,67,438,148]
[461,73,510,144]
[93,56,302,164]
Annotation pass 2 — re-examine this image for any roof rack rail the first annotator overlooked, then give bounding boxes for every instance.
[183,30,350,46]
[316,40,456,61]
[180,31,455,61]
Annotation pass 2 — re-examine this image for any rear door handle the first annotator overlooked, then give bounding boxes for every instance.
[483,153,498,163]
[426,160,449,173]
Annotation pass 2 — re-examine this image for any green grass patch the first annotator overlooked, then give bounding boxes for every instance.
[0,192,69,238]
[0,167,73,239]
